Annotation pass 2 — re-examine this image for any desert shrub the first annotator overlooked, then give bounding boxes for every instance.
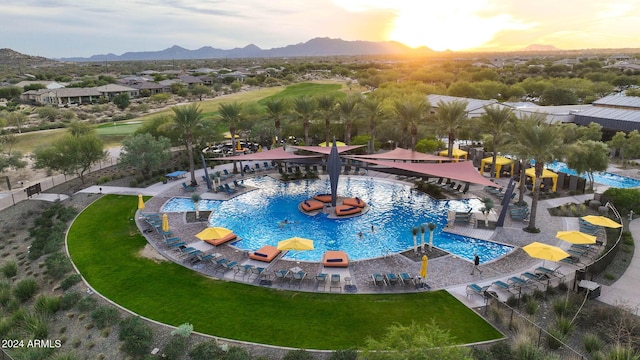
[60,274,82,290]
[18,312,49,339]
[45,252,72,279]
[162,335,187,360]
[0,286,11,307]
[531,289,546,300]
[556,281,568,292]
[525,299,539,316]
[329,349,358,360]
[118,316,153,357]
[1,260,17,278]
[33,295,61,316]
[604,345,640,359]
[553,316,575,336]
[13,278,38,302]
[551,297,572,317]
[60,291,82,310]
[91,306,120,329]
[505,295,519,307]
[76,296,97,312]
[224,346,251,360]
[513,338,544,360]
[283,349,314,360]
[189,340,224,360]
[582,333,604,353]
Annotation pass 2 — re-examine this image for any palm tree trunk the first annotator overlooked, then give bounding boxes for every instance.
[518,160,527,203]
[369,118,376,154]
[491,153,498,178]
[448,133,455,158]
[304,119,310,145]
[527,162,544,231]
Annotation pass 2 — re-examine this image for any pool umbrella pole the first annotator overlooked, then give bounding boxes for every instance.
[327,138,341,207]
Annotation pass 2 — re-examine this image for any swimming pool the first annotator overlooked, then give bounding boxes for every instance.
[547,161,640,188]
[161,176,513,262]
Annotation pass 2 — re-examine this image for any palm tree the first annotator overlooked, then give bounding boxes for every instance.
[264,98,289,147]
[292,96,317,145]
[435,100,468,158]
[191,193,202,220]
[337,95,361,145]
[411,227,420,254]
[361,96,385,153]
[481,198,494,228]
[316,95,336,146]
[393,96,429,150]
[172,104,203,186]
[511,115,564,232]
[479,105,516,178]
[218,102,244,173]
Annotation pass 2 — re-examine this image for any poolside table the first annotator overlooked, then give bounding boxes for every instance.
[166,171,187,181]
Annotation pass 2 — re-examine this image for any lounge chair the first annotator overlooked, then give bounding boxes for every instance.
[508,276,536,290]
[249,245,281,263]
[224,183,238,194]
[372,273,386,286]
[249,266,266,280]
[274,269,290,283]
[343,197,366,208]
[301,199,324,212]
[399,273,415,286]
[535,266,565,280]
[315,273,328,289]
[263,162,273,170]
[233,180,246,189]
[560,255,585,266]
[330,274,341,292]
[223,169,235,178]
[492,280,518,294]
[218,261,238,273]
[234,264,254,279]
[385,273,400,285]
[466,283,489,297]
[182,182,196,192]
[521,271,549,284]
[322,251,349,267]
[291,271,307,288]
[335,205,362,216]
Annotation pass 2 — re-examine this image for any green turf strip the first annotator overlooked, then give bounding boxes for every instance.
[67,195,502,349]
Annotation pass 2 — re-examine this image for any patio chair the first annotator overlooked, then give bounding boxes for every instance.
[223,169,235,178]
[466,283,490,298]
[399,272,415,286]
[218,261,238,273]
[508,276,536,290]
[521,271,549,284]
[181,182,196,192]
[234,264,254,279]
[315,273,328,290]
[534,266,565,281]
[249,266,267,280]
[330,274,341,292]
[224,183,238,194]
[233,180,246,189]
[274,269,290,284]
[372,273,386,286]
[291,271,307,288]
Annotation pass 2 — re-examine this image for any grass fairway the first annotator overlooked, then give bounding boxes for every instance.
[67,195,502,349]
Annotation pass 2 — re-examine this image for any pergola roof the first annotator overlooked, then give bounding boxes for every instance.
[348,148,451,162]
[210,147,322,161]
[357,158,500,187]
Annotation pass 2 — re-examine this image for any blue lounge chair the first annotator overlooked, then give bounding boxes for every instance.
[291,271,307,288]
[233,180,246,189]
[218,261,238,272]
[250,266,267,280]
[385,273,400,285]
[274,269,289,283]
[182,182,196,192]
[372,273,386,286]
[535,266,565,280]
[466,283,489,297]
[330,274,341,292]
[315,273,328,288]
[224,183,238,194]
[492,280,518,294]
[234,264,254,278]
[399,273,415,285]
[223,169,235,178]
[508,276,536,290]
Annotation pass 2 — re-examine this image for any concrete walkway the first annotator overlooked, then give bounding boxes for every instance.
[597,217,640,313]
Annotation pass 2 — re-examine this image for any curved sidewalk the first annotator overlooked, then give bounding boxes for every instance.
[597,217,640,313]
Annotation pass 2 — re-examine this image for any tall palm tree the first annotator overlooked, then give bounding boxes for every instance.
[264,98,289,147]
[393,96,429,151]
[511,115,564,232]
[337,95,361,145]
[218,102,244,173]
[316,95,337,146]
[361,96,385,153]
[435,100,468,158]
[479,105,516,178]
[172,104,203,186]
[292,96,317,145]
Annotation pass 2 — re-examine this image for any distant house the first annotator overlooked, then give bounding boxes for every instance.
[128,81,166,95]
[218,71,246,82]
[93,84,139,99]
[14,80,66,90]
[38,88,102,105]
[426,94,502,118]
[177,75,204,86]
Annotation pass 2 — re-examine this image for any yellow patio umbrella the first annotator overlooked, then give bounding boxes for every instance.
[277,237,314,251]
[420,255,428,278]
[195,227,232,240]
[161,213,169,232]
[523,242,570,263]
[555,231,597,245]
[137,194,145,210]
[224,133,239,139]
[318,141,346,147]
[581,215,622,228]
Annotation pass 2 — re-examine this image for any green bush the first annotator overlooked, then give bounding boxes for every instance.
[34,295,61,316]
[60,274,82,290]
[1,260,17,278]
[224,346,251,360]
[76,296,97,312]
[189,340,224,360]
[0,286,11,307]
[60,291,82,310]
[91,306,120,329]
[546,327,566,350]
[603,188,640,215]
[45,252,72,279]
[329,349,358,360]
[162,336,187,360]
[283,349,314,360]
[18,312,49,339]
[551,297,572,317]
[525,299,539,316]
[13,278,38,302]
[582,333,604,353]
[118,316,153,357]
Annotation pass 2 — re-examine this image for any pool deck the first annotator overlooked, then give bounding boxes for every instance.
[82,164,605,309]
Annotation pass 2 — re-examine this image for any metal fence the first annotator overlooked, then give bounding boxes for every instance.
[579,202,624,282]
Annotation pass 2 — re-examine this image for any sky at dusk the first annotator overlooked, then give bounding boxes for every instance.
[2,0,640,59]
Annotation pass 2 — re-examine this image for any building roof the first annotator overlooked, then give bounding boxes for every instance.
[49,88,102,97]
[593,95,640,109]
[427,94,502,113]
[573,107,640,132]
[15,81,66,89]
[93,84,137,93]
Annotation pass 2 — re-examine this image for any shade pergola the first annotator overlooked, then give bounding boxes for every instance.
[481,156,514,178]
[349,147,452,162]
[438,148,468,162]
[355,158,500,188]
[289,145,364,155]
[525,168,558,192]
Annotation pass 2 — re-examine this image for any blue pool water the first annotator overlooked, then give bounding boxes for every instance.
[161,177,513,262]
[546,161,640,188]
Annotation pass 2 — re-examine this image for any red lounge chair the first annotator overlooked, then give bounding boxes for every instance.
[203,233,237,246]
[249,245,281,263]
[301,200,324,212]
[335,205,362,216]
[313,194,332,203]
[343,197,365,208]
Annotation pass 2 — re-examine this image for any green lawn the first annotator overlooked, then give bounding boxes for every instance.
[258,82,346,104]
[67,195,502,349]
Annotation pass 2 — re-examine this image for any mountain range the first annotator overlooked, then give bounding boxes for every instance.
[59,37,435,62]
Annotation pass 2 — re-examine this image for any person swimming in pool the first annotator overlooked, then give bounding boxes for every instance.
[358,231,364,238]
[278,219,289,228]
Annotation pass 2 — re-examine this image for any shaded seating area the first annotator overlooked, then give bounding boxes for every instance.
[335,205,362,216]
[480,156,514,178]
[301,199,324,212]
[249,245,281,263]
[322,250,349,267]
